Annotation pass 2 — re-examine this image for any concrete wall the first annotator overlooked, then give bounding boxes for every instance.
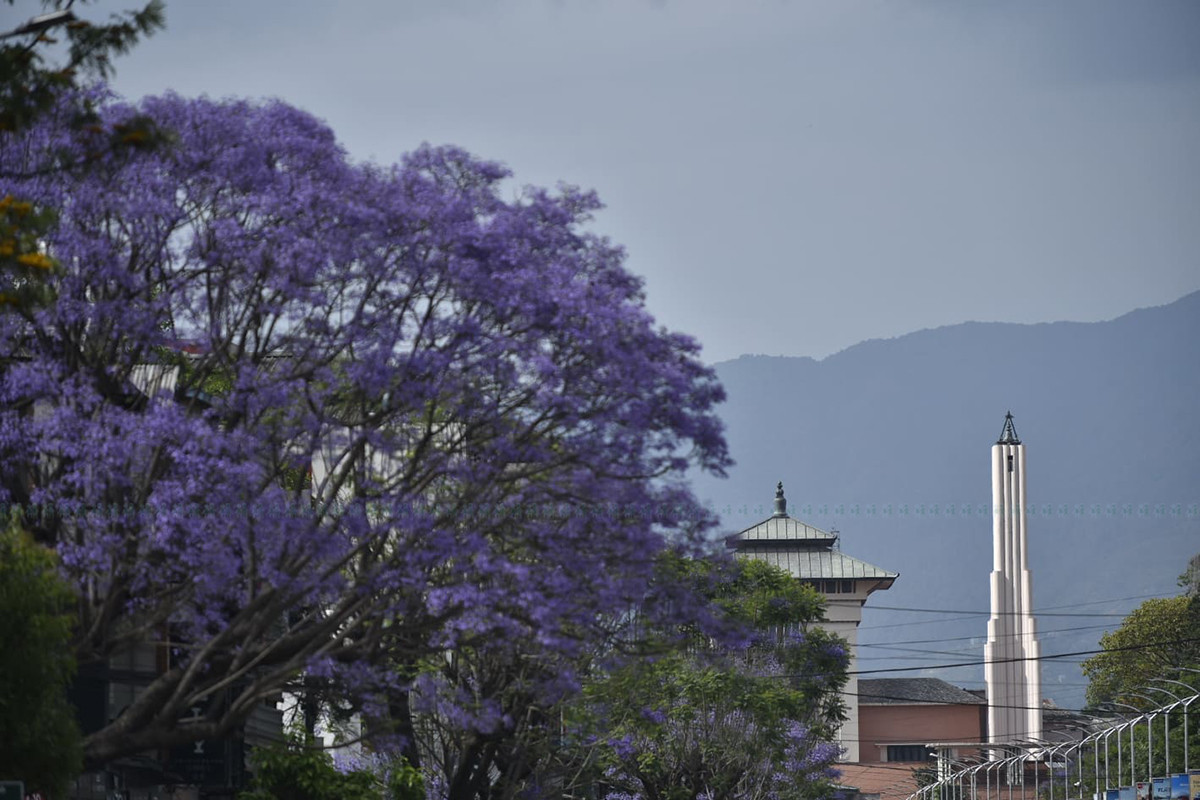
[825,594,865,762]
[822,583,886,763]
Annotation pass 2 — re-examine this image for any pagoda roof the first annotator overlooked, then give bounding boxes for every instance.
[725,480,839,548]
[725,514,839,547]
[738,547,898,582]
[725,483,898,584]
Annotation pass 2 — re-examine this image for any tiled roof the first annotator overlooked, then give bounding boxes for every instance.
[858,678,985,706]
[738,548,898,581]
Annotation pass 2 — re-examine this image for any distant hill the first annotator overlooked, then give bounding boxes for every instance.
[690,290,1200,709]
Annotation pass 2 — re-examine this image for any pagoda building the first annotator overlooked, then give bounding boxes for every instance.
[726,483,898,762]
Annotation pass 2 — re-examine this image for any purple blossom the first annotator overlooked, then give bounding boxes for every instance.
[0,86,731,770]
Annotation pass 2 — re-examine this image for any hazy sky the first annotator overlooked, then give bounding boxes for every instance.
[42,0,1200,363]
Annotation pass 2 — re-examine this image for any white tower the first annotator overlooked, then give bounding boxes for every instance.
[984,413,1042,752]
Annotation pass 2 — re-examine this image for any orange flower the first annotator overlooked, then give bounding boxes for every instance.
[16,252,54,270]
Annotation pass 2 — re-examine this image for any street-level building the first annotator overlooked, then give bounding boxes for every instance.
[856,678,986,765]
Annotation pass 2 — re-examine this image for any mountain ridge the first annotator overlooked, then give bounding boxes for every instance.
[714,289,1200,367]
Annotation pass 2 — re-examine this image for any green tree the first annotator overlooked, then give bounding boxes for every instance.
[239,730,423,800]
[1182,552,1200,597]
[567,558,850,800]
[1080,560,1200,792]
[0,518,83,798]
[1082,586,1200,708]
[0,0,165,137]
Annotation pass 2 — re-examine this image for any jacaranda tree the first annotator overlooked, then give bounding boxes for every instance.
[0,87,730,772]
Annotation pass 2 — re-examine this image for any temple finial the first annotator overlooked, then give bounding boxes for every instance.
[997,411,1021,445]
[773,481,787,517]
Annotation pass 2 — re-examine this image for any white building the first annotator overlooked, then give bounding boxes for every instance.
[726,483,898,763]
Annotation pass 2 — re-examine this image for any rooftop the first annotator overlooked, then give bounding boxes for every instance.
[726,483,898,584]
[858,678,986,706]
[738,548,898,581]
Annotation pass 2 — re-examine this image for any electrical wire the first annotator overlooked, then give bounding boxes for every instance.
[849,605,1129,618]
[849,591,1179,632]
[763,635,1200,682]
[847,636,1200,676]
[841,685,1192,715]
[855,622,1125,648]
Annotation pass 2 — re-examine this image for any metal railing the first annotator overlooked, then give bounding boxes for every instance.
[905,687,1199,800]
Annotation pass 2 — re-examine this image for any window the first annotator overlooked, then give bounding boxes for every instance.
[1007,454,1014,473]
[800,579,856,594]
[887,745,934,762]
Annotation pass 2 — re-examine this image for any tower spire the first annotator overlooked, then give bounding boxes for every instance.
[997,411,1021,445]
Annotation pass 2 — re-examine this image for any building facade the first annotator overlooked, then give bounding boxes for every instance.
[726,483,898,762]
[856,678,986,765]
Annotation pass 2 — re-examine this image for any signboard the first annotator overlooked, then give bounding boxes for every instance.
[1119,787,1136,800]
[1137,782,1152,800]
[1170,775,1190,800]
[1188,774,1200,800]
[169,737,232,788]
[165,695,245,791]
[0,782,23,800]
